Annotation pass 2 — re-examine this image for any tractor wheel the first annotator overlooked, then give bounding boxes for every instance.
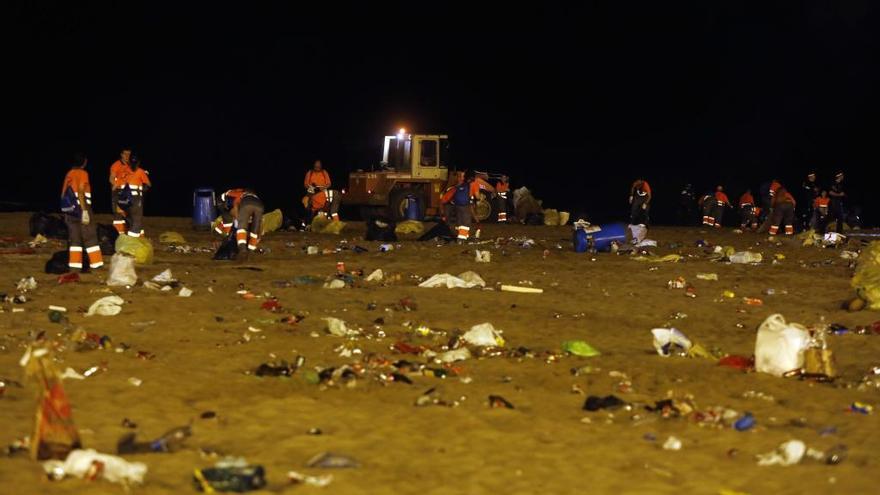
[473,191,495,223]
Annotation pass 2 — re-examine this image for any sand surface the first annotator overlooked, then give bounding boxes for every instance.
[1,212,879,494]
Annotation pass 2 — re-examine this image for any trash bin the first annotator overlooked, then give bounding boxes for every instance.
[591,222,627,251]
[573,227,589,253]
[193,188,216,230]
[405,195,420,220]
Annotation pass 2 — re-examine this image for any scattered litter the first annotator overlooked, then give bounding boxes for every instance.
[475,250,491,263]
[696,273,718,281]
[179,287,193,297]
[287,471,333,487]
[152,269,176,283]
[323,279,346,289]
[729,251,763,264]
[662,436,682,451]
[193,458,266,492]
[651,328,692,357]
[583,395,627,411]
[366,269,384,282]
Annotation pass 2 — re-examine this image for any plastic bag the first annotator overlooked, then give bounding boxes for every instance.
[115,235,154,265]
[85,295,125,317]
[629,224,647,243]
[323,317,358,337]
[754,314,810,376]
[260,208,283,235]
[651,328,693,356]
[43,449,147,484]
[158,231,186,244]
[461,323,505,347]
[418,272,485,289]
[395,220,424,235]
[851,241,880,310]
[107,254,137,287]
[543,209,560,226]
[213,233,239,261]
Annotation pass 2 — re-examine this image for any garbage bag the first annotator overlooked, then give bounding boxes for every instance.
[852,241,880,310]
[43,449,147,484]
[158,231,186,244]
[260,208,283,235]
[418,272,485,289]
[417,222,454,242]
[320,220,346,235]
[45,250,70,274]
[107,254,137,287]
[96,224,118,255]
[754,314,810,377]
[213,233,239,261]
[513,187,543,221]
[543,209,560,226]
[115,235,154,265]
[365,217,397,242]
[395,220,424,235]
[29,212,68,239]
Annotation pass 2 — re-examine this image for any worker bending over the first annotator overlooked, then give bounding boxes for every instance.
[767,186,796,236]
[629,179,652,226]
[216,188,245,236]
[235,189,264,256]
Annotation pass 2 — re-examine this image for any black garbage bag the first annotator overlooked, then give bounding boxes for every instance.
[524,212,545,225]
[30,212,68,239]
[365,216,397,242]
[213,232,239,260]
[45,250,70,274]
[417,221,455,242]
[96,223,118,255]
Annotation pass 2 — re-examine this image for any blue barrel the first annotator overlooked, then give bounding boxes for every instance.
[193,188,217,230]
[573,228,588,253]
[591,222,627,251]
[405,195,420,220]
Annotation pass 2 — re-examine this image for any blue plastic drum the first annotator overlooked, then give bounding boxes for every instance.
[405,195,420,220]
[193,188,216,230]
[591,222,627,251]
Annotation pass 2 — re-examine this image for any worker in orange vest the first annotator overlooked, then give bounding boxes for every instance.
[811,190,830,233]
[495,175,511,222]
[303,160,339,222]
[109,147,132,233]
[451,171,477,241]
[705,185,730,228]
[61,153,104,271]
[216,188,245,236]
[767,186,796,235]
[122,155,151,238]
[629,179,652,225]
[235,189,264,258]
[738,189,758,230]
[440,171,465,224]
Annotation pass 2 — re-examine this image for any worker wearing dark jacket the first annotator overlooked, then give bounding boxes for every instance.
[739,190,758,230]
[629,179,651,225]
[828,171,846,233]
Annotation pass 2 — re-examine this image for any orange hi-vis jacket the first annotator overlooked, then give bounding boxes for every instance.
[769,180,782,197]
[125,168,151,196]
[304,170,331,189]
[62,169,92,209]
[221,188,245,208]
[814,196,830,212]
[110,160,132,188]
[470,177,494,200]
[714,191,730,206]
[496,181,510,195]
[739,192,755,207]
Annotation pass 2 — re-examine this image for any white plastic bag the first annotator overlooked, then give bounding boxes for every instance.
[323,317,359,336]
[651,328,692,357]
[629,224,647,243]
[754,314,810,377]
[475,250,491,263]
[107,253,137,287]
[419,272,485,289]
[365,269,384,282]
[461,323,505,347]
[43,449,147,484]
[85,295,125,317]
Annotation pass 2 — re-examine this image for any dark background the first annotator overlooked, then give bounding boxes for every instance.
[6,2,878,225]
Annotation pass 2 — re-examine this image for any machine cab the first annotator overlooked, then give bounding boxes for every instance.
[381,130,450,180]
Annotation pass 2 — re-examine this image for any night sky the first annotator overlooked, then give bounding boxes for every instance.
[7,2,878,225]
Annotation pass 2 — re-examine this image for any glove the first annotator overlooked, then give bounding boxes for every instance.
[307,186,315,194]
[81,210,90,225]
[641,203,647,210]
